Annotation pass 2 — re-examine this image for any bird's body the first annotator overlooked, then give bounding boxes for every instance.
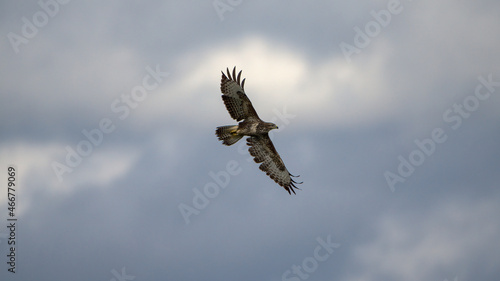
[215,67,302,194]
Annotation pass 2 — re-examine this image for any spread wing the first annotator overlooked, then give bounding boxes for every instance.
[247,135,302,194]
[220,67,259,121]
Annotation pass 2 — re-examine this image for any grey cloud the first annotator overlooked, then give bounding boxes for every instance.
[1,1,500,281]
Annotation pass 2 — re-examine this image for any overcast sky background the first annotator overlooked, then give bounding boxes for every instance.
[1,1,500,281]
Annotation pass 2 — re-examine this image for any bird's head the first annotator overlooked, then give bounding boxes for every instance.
[267,122,279,131]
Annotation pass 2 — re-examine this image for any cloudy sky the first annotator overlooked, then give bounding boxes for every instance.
[1,1,500,280]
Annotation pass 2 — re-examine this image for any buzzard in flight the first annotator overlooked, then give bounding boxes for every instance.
[215,67,302,194]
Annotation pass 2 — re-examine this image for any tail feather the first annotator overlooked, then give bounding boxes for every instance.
[216,125,242,146]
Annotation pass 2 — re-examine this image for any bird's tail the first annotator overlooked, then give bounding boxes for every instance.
[216,125,242,146]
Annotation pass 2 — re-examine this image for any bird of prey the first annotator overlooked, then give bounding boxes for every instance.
[215,67,302,194]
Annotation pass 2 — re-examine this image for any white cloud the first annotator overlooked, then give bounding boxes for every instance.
[70,147,140,188]
[0,142,140,215]
[346,198,500,280]
[141,35,399,130]
[0,142,64,215]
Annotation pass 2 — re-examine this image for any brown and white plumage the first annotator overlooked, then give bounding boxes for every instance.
[246,135,302,194]
[215,67,302,194]
[219,67,259,121]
